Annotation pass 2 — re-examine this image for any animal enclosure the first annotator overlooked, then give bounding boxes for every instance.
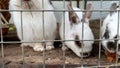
[0,0,120,68]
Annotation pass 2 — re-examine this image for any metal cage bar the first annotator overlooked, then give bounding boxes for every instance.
[0,11,5,68]
[98,0,103,66]
[116,0,120,66]
[62,0,66,68]
[42,0,46,68]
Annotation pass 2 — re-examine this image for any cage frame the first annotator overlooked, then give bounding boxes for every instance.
[1,0,120,68]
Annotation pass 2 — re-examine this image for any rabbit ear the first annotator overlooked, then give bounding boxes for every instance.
[68,0,79,25]
[110,3,117,16]
[49,0,52,4]
[82,3,92,22]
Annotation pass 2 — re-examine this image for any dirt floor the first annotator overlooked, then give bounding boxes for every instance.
[0,20,119,67]
[0,44,115,66]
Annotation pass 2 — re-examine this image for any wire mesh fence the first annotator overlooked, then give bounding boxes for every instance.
[0,0,120,68]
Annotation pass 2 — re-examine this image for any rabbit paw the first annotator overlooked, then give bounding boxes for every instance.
[33,43,44,52]
[21,43,30,47]
[46,42,54,50]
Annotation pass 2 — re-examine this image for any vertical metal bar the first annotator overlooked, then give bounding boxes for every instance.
[1,44,4,68]
[98,0,103,67]
[20,0,25,68]
[21,34,25,68]
[63,0,66,68]
[0,12,4,68]
[42,0,46,68]
[21,23,25,68]
[116,1,120,67]
[80,0,85,67]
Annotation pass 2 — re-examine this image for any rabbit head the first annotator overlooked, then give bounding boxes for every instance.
[60,1,94,57]
[102,3,119,53]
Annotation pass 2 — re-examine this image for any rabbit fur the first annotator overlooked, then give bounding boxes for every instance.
[60,1,94,57]
[101,3,120,53]
[9,0,57,51]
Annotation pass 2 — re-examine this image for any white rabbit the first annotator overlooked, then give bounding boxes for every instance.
[60,1,94,57]
[9,0,57,51]
[101,3,120,53]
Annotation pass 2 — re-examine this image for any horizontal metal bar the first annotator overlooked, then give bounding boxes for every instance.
[51,0,83,1]
[2,64,120,68]
[51,0,119,1]
[85,0,119,1]
[84,64,120,68]
[0,38,119,44]
[0,9,120,12]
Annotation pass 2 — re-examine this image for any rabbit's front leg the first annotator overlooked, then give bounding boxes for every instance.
[33,42,54,52]
[45,42,54,50]
[33,43,44,52]
[21,43,33,47]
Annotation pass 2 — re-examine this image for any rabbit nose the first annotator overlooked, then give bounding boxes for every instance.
[107,42,116,51]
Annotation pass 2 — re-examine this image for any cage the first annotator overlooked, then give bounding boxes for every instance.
[0,0,120,68]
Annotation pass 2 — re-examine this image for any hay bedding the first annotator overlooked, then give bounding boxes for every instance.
[0,20,117,68]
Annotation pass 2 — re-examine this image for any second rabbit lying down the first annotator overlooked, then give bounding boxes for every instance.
[60,1,94,57]
[9,0,57,51]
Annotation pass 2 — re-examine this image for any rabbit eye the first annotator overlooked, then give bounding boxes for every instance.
[114,35,117,38]
[81,19,85,23]
[75,35,82,48]
[72,16,77,24]
[114,35,117,43]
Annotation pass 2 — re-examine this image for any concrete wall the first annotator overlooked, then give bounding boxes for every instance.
[52,1,84,23]
[88,1,119,19]
[51,1,119,23]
